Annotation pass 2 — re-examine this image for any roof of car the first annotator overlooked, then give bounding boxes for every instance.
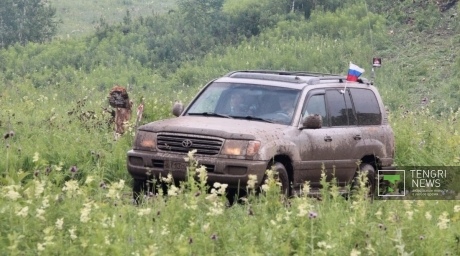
[214,70,372,90]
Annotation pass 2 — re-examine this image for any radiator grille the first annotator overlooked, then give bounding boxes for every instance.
[157,133,223,155]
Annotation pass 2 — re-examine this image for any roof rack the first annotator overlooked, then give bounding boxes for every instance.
[225,70,341,78]
[225,70,369,85]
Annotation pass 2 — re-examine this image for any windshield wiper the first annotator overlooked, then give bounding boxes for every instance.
[233,115,274,123]
[188,112,232,118]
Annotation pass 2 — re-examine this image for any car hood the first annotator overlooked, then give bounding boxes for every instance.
[139,116,289,140]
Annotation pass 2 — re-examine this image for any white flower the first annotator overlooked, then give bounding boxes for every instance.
[4,185,21,201]
[425,211,432,220]
[69,227,77,240]
[247,175,258,189]
[55,218,64,230]
[168,185,180,196]
[350,248,361,256]
[80,201,92,223]
[36,208,46,221]
[17,206,29,217]
[33,152,40,162]
[138,208,152,216]
[85,176,94,185]
[437,211,450,230]
[454,205,460,213]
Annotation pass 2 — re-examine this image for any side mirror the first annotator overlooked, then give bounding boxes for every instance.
[302,114,322,129]
[172,101,184,117]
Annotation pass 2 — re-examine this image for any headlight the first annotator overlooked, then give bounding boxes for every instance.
[221,140,260,156]
[134,131,157,151]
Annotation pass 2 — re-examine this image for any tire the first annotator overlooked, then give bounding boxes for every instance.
[133,179,146,204]
[350,163,376,198]
[271,162,290,197]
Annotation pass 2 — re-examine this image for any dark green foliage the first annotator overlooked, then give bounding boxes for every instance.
[0,0,58,48]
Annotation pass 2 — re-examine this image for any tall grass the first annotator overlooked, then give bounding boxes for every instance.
[1,151,459,255]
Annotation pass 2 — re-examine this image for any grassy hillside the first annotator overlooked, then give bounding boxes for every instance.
[50,0,177,38]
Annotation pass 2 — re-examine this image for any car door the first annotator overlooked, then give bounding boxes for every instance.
[296,89,360,187]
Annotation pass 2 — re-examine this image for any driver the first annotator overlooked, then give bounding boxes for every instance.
[279,95,295,117]
[228,92,247,116]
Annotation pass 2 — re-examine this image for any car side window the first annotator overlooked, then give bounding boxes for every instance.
[304,94,328,126]
[349,88,382,125]
[326,90,354,126]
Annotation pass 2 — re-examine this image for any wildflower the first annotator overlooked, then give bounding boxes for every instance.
[17,206,29,217]
[202,223,210,232]
[350,248,361,256]
[36,208,46,221]
[85,176,95,185]
[184,149,197,162]
[138,208,152,216]
[419,235,425,240]
[212,182,228,195]
[437,211,450,230]
[55,218,64,230]
[62,180,81,197]
[80,201,92,223]
[33,152,40,162]
[161,173,173,184]
[143,245,158,256]
[454,205,460,213]
[69,227,77,240]
[405,211,414,220]
[207,201,224,216]
[297,201,309,217]
[34,180,45,198]
[309,211,318,219]
[425,211,432,220]
[375,209,382,220]
[302,181,311,196]
[37,243,46,251]
[317,241,333,249]
[3,130,14,139]
[69,165,78,174]
[4,185,21,201]
[247,174,257,190]
[167,185,180,196]
[260,184,270,192]
[161,225,170,236]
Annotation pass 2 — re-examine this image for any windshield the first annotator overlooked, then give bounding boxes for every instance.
[186,82,301,125]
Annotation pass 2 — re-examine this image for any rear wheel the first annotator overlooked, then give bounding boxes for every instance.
[350,163,376,198]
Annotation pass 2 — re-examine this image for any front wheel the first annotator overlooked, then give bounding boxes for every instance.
[269,162,290,197]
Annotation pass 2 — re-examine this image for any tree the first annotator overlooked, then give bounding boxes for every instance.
[0,0,58,48]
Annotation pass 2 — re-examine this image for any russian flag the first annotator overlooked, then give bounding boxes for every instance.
[346,62,365,82]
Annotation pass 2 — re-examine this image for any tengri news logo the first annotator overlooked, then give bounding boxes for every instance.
[377,170,406,197]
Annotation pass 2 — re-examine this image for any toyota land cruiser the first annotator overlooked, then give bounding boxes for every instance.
[127,70,395,198]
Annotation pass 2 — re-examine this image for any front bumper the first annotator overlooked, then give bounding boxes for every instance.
[127,149,269,189]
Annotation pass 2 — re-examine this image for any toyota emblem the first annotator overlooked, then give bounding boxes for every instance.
[181,139,193,148]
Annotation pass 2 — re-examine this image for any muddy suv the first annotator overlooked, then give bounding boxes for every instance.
[127,70,395,198]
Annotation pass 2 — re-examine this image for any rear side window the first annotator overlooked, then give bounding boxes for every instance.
[326,90,355,126]
[350,88,382,125]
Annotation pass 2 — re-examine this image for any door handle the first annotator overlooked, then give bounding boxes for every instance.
[353,135,362,140]
[324,136,332,142]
